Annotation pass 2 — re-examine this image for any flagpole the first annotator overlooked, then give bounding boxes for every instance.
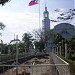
[45,0,46,7]
[39,0,40,30]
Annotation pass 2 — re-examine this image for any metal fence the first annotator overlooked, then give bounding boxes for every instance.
[0,64,70,75]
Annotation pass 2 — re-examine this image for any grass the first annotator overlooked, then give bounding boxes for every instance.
[58,55,75,74]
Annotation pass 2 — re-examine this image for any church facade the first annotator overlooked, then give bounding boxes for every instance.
[42,6,75,52]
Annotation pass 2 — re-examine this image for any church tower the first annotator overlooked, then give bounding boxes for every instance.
[42,6,50,32]
[42,6,50,41]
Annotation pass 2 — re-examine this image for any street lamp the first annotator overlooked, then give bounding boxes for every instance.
[10,35,20,75]
[10,35,20,65]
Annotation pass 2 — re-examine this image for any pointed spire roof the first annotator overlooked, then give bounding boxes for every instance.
[43,5,49,14]
[45,6,47,11]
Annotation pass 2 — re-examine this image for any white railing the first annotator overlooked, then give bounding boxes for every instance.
[0,52,70,75]
[50,53,70,75]
[0,64,70,75]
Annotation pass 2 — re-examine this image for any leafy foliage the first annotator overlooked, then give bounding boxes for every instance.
[22,33,34,52]
[68,36,75,57]
[33,29,45,52]
[0,0,10,6]
[53,9,75,23]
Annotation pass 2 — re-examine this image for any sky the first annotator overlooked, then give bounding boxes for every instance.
[0,0,74,43]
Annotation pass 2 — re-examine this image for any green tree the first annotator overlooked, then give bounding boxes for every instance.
[34,40,44,52]
[22,33,34,52]
[69,36,75,57]
[18,42,25,53]
[54,33,65,45]
[33,29,45,52]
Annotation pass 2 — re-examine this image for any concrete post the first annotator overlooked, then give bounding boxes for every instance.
[55,47,57,54]
[57,47,58,55]
[52,48,54,53]
[65,43,67,58]
[60,46,61,55]
[8,47,10,55]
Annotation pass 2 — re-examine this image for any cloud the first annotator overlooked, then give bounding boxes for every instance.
[0,8,74,43]
[49,8,74,29]
[0,10,41,43]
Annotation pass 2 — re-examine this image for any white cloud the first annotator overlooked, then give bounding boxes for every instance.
[0,10,41,43]
[49,8,75,29]
[0,8,74,43]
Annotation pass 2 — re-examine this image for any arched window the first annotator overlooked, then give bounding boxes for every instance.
[61,30,69,34]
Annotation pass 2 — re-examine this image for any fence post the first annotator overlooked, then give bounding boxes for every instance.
[65,43,67,58]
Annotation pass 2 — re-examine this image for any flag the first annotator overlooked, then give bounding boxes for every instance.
[28,0,38,6]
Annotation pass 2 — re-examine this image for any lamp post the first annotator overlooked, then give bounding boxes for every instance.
[10,35,20,75]
[15,35,20,75]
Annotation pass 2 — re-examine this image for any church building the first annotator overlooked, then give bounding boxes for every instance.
[42,6,75,52]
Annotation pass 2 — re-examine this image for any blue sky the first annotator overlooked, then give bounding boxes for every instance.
[0,0,74,43]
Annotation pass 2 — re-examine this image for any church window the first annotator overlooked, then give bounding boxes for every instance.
[61,30,69,34]
[45,13,47,17]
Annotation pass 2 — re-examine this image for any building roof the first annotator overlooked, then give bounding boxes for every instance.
[52,23,75,40]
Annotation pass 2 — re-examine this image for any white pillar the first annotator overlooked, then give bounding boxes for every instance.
[60,46,61,55]
[65,43,67,58]
[52,48,54,53]
[57,47,58,55]
[8,47,10,55]
[55,47,57,54]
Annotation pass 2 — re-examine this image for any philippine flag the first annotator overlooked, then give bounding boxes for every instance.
[29,0,38,6]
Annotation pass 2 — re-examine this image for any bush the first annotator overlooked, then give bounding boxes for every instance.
[68,57,75,61]
[58,55,75,73]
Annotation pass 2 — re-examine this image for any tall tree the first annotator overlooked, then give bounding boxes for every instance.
[22,33,34,52]
[68,36,75,57]
[33,29,45,52]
